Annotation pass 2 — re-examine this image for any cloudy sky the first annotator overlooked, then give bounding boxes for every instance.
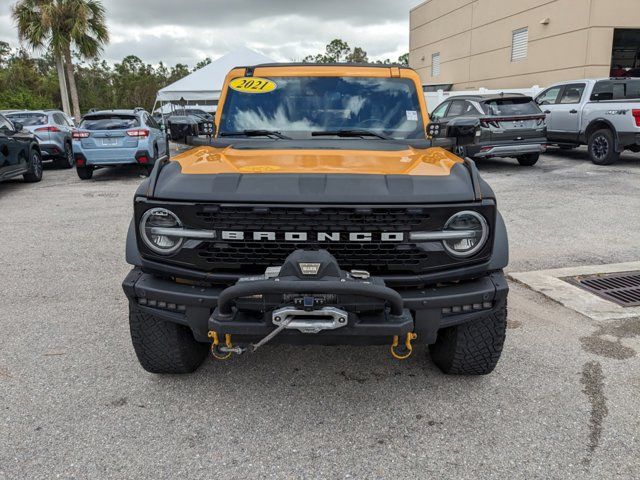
[0,0,420,67]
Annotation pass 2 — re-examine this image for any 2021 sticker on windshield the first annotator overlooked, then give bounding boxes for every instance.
[229,77,277,94]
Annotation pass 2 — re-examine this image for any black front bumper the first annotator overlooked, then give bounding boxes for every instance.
[122,268,508,346]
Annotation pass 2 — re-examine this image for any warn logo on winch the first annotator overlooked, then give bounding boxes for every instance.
[219,231,405,242]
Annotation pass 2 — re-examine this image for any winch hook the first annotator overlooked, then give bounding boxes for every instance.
[390,332,417,360]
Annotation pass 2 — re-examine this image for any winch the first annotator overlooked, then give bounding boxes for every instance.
[207,249,415,359]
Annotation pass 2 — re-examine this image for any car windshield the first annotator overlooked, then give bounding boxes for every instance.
[218,76,425,140]
[483,98,540,116]
[7,113,48,126]
[80,115,139,130]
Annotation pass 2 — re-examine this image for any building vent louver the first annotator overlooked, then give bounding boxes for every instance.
[511,28,529,61]
[431,52,440,77]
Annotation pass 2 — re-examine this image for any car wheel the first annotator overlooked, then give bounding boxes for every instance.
[516,153,540,166]
[588,129,620,165]
[76,165,94,180]
[129,306,209,374]
[429,299,507,375]
[54,142,74,169]
[23,149,43,183]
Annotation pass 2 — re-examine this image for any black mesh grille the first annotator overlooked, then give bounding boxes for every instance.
[194,207,432,232]
[137,202,495,276]
[197,241,433,274]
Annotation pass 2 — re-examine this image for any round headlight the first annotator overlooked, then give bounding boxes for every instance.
[140,208,183,255]
[442,211,489,258]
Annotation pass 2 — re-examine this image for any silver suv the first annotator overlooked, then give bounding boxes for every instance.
[6,110,75,168]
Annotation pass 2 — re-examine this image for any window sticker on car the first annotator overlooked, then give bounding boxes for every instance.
[406,110,418,121]
[229,77,277,94]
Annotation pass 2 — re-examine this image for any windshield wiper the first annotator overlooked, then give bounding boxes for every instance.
[220,129,291,139]
[311,129,391,140]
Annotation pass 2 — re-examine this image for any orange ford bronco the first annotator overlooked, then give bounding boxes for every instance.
[122,64,509,375]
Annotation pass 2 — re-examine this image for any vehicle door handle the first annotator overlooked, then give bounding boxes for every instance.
[569,109,578,114]
[543,110,551,114]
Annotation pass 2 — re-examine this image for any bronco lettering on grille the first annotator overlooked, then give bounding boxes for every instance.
[219,231,405,242]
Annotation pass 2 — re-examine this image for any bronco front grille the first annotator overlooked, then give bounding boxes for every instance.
[194,206,432,232]
[197,241,432,274]
[137,203,495,276]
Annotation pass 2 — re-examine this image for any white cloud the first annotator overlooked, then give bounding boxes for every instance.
[1,0,418,67]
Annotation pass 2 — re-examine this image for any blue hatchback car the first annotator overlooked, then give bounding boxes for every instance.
[72,108,168,179]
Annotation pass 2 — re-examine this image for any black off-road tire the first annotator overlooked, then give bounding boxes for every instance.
[129,307,208,374]
[76,166,93,180]
[429,299,507,375]
[588,129,620,165]
[516,153,540,166]
[54,142,74,169]
[23,148,43,182]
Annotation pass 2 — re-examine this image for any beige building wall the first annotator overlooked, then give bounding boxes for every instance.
[409,0,640,89]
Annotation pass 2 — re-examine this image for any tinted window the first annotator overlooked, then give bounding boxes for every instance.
[626,80,640,99]
[430,102,449,120]
[559,84,585,104]
[447,100,480,117]
[53,113,66,125]
[219,76,425,140]
[146,114,160,129]
[80,115,139,130]
[6,112,47,126]
[590,80,635,101]
[536,87,561,105]
[483,98,540,116]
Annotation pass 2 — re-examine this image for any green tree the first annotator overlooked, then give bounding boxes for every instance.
[346,47,368,63]
[397,53,409,66]
[193,57,212,72]
[169,63,190,83]
[12,0,109,120]
[303,39,369,64]
[12,0,71,114]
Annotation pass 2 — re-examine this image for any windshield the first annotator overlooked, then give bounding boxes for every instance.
[7,112,47,126]
[80,115,139,130]
[483,98,540,116]
[219,76,425,140]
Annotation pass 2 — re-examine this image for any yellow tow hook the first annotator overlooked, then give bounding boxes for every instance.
[390,332,418,360]
[208,331,234,360]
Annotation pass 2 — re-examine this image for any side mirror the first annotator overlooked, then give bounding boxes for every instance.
[12,121,23,132]
[427,116,479,147]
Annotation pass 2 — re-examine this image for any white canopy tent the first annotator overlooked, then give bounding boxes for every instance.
[155,46,276,112]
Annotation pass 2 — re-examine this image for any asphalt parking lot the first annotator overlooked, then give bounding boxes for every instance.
[1,147,639,479]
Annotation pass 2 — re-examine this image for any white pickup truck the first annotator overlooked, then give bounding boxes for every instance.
[535,78,640,164]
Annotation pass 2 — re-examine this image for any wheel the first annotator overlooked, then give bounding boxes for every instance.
[54,142,74,169]
[429,299,507,375]
[23,148,43,183]
[76,165,94,180]
[516,153,540,166]
[588,129,620,165]
[129,306,208,374]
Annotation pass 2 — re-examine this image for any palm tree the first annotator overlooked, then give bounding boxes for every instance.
[12,0,71,115]
[12,0,108,120]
